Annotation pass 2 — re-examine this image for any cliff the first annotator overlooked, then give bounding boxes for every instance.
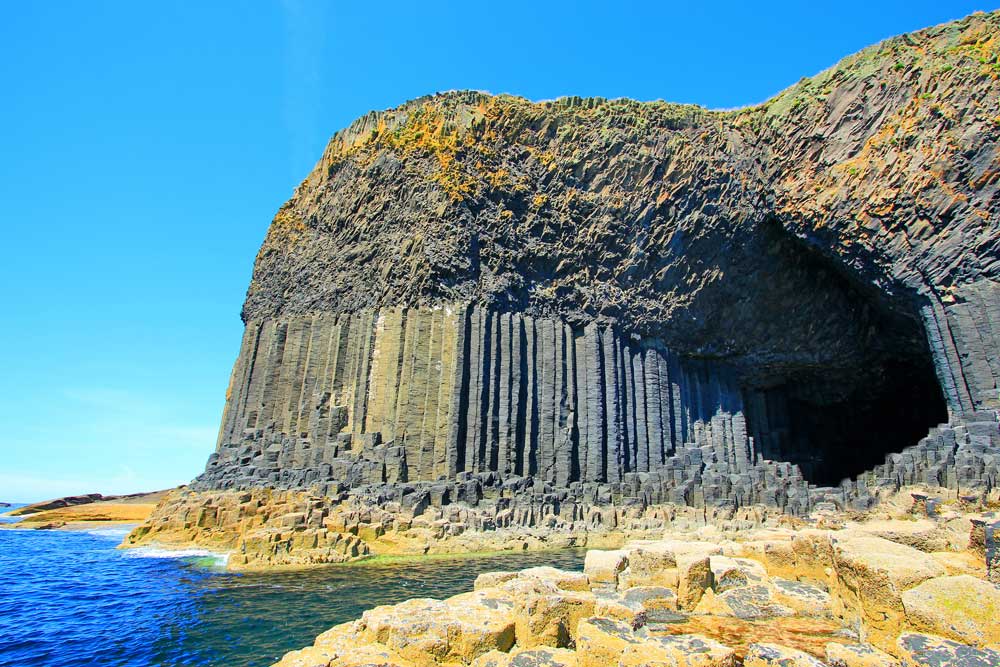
[130,12,1000,565]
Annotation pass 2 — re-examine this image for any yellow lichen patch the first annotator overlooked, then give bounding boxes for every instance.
[268,208,308,245]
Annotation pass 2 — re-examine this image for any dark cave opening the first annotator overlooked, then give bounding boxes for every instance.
[743,220,950,487]
[749,355,948,487]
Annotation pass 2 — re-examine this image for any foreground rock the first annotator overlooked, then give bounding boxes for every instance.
[273,494,999,667]
[900,575,1000,646]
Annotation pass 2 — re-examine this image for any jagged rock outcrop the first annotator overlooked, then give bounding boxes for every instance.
[184,13,1000,526]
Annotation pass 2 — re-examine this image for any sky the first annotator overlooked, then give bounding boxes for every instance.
[0,1,991,503]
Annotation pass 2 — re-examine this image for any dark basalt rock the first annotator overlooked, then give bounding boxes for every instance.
[192,12,1000,515]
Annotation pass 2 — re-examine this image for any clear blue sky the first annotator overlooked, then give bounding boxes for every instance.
[0,1,989,502]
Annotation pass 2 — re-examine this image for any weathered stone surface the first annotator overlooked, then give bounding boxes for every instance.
[508,583,595,648]
[896,632,1000,667]
[824,642,899,667]
[830,535,946,647]
[743,642,827,667]
[583,549,627,586]
[901,575,1000,647]
[472,647,579,667]
[694,585,795,620]
[274,622,413,667]
[576,617,736,667]
[771,579,832,617]
[708,556,767,593]
[678,556,715,611]
[574,617,644,667]
[270,521,1000,667]
[358,593,516,664]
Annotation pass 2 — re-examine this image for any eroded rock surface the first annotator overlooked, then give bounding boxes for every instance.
[272,499,1000,667]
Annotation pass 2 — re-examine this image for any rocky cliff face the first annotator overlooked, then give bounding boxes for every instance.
[195,12,1000,516]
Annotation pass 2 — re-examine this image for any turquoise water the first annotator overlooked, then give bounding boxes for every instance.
[0,520,584,667]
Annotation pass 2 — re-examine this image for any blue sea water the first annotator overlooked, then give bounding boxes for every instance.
[0,516,584,667]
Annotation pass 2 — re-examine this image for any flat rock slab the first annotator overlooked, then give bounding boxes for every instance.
[833,536,947,593]
[584,549,628,585]
[709,556,768,592]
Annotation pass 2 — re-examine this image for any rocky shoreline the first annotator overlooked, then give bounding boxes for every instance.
[4,489,172,530]
[269,488,1000,667]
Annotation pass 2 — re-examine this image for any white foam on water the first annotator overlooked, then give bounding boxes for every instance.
[123,546,230,567]
[86,527,133,539]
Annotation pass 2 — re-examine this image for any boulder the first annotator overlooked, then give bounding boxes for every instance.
[275,642,414,667]
[896,632,1000,667]
[358,592,515,665]
[584,549,628,586]
[593,586,679,625]
[852,520,952,553]
[475,571,519,590]
[743,642,827,666]
[678,556,714,610]
[901,575,1000,647]
[621,546,679,589]
[519,566,591,592]
[830,535,946,649]
[621,585,678,612]
[512,586,595,648]
[708,556,768,592]
[276,623,413,667]
[575,617,645,667]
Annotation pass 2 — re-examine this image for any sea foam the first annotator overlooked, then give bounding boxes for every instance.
[123,546,230,567]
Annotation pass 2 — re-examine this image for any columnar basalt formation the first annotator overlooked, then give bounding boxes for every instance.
[145,13,1000,555]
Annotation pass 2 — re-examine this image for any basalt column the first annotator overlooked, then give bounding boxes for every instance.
[198,304,762,495]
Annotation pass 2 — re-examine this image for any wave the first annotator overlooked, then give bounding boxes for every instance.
[122,546,230,568]
[85,527,133,539]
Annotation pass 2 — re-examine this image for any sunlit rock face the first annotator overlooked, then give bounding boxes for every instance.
[196,11,1000,513]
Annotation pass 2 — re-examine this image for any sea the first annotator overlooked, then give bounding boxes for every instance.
[0,508,585,667]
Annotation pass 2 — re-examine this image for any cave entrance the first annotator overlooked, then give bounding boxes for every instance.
[750,355,948,487]
[743,220,949,487]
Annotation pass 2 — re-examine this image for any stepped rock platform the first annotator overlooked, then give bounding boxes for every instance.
[272,492,1000,667]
